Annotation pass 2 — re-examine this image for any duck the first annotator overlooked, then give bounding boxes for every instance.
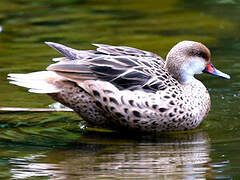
[8,41,230,132]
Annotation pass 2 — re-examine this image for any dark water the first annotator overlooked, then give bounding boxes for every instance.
[0,0,240,179]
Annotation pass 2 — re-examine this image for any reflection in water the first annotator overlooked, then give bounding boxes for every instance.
[9,131,211,180]
[10,155,59,179]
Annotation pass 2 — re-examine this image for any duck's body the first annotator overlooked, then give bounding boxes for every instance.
[8,41,230,132]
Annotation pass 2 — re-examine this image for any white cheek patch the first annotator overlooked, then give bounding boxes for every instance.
[182,57,206,82]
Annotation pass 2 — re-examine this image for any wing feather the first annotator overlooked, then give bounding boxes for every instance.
[93,43,165,64]
[45,42,178,92]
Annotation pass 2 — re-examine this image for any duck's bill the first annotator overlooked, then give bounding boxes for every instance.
[203,61,231,79]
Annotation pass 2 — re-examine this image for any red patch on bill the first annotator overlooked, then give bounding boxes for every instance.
[207,63,215,72]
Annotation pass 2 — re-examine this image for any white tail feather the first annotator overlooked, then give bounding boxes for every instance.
[8,71,62,94]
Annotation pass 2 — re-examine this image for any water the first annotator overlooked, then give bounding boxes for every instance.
[0,0,240,179]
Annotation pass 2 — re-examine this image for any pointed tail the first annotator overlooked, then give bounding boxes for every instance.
[8,71,62,93]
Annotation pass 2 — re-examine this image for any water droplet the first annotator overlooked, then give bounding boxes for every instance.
[79,123,86,130]
[48,102,71,110]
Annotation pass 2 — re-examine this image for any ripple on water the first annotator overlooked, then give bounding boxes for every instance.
[6,131,211,180]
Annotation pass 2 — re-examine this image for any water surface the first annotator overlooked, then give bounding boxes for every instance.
[0,0,240,179]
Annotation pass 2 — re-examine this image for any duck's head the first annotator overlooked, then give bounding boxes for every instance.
[165,40,230,83]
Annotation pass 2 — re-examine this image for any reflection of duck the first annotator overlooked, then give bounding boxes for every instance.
[9,131,211,179]
[8,41,230,132]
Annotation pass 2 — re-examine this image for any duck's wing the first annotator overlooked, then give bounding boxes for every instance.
[46,42,177,92]
[46,42,165,63]
[92,44,165,64]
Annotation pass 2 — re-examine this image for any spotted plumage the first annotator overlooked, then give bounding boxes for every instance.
[8,41,230,132]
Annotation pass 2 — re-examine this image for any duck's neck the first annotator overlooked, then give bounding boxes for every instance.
[165,56,205,84]
[181,75,196,84]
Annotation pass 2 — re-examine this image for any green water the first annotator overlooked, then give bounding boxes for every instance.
[0,0,240,179]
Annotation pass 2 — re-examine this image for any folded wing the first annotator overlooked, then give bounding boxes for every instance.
[46,42,177,92]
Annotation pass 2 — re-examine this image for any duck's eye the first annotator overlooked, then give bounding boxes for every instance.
[195,51,208,59]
